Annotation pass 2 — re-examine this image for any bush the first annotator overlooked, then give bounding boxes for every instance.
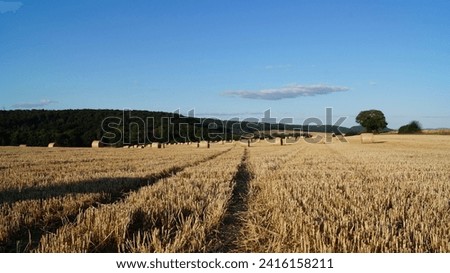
[398,121,422,134]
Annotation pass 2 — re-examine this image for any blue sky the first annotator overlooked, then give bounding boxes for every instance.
[1,0,449,128]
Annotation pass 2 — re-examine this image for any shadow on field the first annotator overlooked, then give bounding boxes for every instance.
[0,148,232,252]
[0,148,232,205]
[0,167,181,205]
[0,167,185,253]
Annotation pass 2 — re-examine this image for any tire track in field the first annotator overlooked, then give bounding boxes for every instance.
[210,148,253,252]
[1,147,233,253]
[209,145,300,252]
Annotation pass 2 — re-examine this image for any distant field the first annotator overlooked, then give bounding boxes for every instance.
[386,129,450,135]
[421,129,450,135]
[1,135,449,252]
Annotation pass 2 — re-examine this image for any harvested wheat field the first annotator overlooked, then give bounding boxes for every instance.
[0,135,449,253]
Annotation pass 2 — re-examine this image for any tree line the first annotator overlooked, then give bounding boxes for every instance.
[0,110,235,147]
[2,109,393,147]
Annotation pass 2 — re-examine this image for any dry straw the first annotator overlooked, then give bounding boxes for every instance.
[1,135,449,253]
[151,142,164,148]
[197,141,210,148]
[360,133,374,144]
[91,140,103,148]
[273,137,284,145]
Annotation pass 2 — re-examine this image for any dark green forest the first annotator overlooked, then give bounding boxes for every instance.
[0,109,234,147]
[0,109,353,147]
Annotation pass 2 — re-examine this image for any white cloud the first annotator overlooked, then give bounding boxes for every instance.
[0,1,23,14]
[222,84,349,100]
[12,99,58,109]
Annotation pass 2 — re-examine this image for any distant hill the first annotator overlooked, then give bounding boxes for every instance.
[0,109,228,147]
[0,109,355,147]
[348,125,365,133]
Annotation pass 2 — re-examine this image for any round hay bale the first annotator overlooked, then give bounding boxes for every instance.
[48,142,58,148]
[91,140,103,148]
[198,141,210,148]
[151,142,163,148]
[271,137,285,145]
[360,133,374,144]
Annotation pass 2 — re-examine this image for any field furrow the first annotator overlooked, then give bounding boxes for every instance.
[210,148,253,252]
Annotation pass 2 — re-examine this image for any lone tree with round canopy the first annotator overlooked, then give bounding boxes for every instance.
[356,109,388,133]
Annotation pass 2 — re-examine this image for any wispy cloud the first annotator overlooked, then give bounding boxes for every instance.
[222,84,350,100]
[0,1,23,14]
[369,81,377,86]
[12,99,58,109]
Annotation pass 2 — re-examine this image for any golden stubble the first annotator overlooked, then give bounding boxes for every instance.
[1,135,449,253]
